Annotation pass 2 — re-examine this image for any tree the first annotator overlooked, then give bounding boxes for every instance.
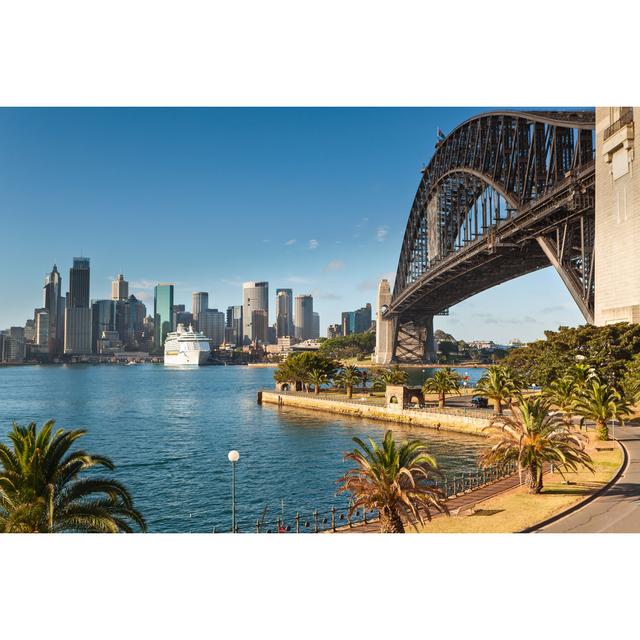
[481,397,594,494]
[0,420,146,533]
[337,431,448,533]
[274,352,338,390]
[474,365,521,415]
[306,368,329,395]
[422,369,461,408]
[318,332,376,361]
[573,379,631,441]
[335,365,363,399]
[372,365,409,390]
[504,322,640,387]
[543,376,579,428]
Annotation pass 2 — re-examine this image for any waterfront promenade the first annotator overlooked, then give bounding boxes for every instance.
[537,423,640,533]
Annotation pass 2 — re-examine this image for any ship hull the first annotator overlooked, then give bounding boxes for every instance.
[164,349,210,366]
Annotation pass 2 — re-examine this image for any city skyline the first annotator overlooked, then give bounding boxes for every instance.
[0,108,584,341]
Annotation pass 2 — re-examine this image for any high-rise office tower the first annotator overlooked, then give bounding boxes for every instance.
[242,281,268,344]
[341,311,355,336]
[34,308,50,349]
[91,299,116,352]
[226,305,243,347]
[294,294,313,341]
[111,273,129,301]
[251,309,269,344]
[115,294,147,348]
[192,292,209,316]
[276,288,293,337]
[198,308,226,347]
[354,303,372,333]
[312,312,320,339]
[43,264,64,356]
[154,283,174,350]
[64,257,92,355]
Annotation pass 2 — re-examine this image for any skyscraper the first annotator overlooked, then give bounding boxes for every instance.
[64,257,92,355]
[198,308,226,347]
[34,308,49,350]
[251,309,268,344]
[226,305,243,347]
[294,294,313,341]
[91,299,116,352]
[312,312,320,339]
[43,264,64,356]
[111,273,129,301]
[276,288,293,337]
[242,281,268,344]
[192,292,209,316]
[354,303,372,333]
[154,283,174,350]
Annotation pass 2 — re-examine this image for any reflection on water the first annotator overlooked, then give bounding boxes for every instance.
[0,364,487,532]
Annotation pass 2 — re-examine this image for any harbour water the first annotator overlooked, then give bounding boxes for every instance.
[0,365,487,532]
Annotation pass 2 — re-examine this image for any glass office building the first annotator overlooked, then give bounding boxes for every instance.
[154,283,174,351]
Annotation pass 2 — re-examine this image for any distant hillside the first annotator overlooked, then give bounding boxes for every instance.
[435,329,456,343]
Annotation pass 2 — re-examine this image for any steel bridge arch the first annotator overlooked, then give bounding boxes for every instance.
[386,109,596,362]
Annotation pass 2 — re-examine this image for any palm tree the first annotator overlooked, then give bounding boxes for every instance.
[372,365,408,390]
[0,420,146,533]
[543,375,578,428]
[573,379,631,441]
[337,430,448,533]
[307,368,329,395]
[422,369,461,408]
[569,362,598,389]
[481,397,594,494]
[475,365,520,415]
[335,365,363,399]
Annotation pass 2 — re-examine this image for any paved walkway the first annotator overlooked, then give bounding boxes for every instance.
[537,423,640,533]
[335,469,530,533]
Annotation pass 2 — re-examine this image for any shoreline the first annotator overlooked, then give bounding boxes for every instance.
[258,390,491,437]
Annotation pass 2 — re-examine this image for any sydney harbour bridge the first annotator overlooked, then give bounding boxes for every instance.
[378,109,596,364]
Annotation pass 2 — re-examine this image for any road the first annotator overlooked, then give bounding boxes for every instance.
[538,423,640,533]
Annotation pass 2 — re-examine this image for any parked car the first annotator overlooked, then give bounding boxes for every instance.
[471,396,488,408]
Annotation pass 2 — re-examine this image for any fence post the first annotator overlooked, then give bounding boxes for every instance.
[363,508,367,525]
[313,510,319,533]
[331,506,336,532]
[256,519,260,533]
[295,512,300,534]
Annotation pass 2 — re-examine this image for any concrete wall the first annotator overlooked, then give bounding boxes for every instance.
[260,391,491,437]
[595,107,640,325]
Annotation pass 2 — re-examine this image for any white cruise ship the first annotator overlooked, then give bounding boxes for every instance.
[164,324,211,366]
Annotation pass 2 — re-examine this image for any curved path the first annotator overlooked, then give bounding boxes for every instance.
[537,423,640,533]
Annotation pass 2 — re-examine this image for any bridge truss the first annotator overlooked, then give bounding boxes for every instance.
[386,110,596,362]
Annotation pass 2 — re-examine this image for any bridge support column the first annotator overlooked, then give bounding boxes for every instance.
[424,315,436,363]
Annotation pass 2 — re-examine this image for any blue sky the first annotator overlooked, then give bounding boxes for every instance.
[0,107,584,342]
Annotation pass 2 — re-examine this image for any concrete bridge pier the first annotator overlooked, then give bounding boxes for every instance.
[424,315,436,363]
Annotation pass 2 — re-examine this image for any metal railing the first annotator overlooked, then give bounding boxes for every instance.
[604,107,633,140]
[252,461,518,533]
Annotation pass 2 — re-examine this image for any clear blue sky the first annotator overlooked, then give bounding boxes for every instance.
[0,107,584,342]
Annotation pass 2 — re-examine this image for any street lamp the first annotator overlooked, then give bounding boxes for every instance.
[228,450,240,533]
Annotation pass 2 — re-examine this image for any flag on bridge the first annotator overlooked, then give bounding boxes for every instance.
[436,127,446,141]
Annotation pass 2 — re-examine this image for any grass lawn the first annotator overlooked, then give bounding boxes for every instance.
[413,436,623,533]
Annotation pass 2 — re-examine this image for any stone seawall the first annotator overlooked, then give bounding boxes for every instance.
[259,391,491,437]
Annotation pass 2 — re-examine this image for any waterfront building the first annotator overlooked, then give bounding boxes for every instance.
[115,294,147,348]
[373,279,393,365]
[43,264,65,356]
[34,308,49,349]
[198,308,225,347]
[0,329,26,363]
[242,281,269,343]
[64,257,92,355]
[327,323,342,339]
[226,305,243,347]
[595,107,640,324]
[154,283,174,350]
[24,319,35,343]
[312,312,320,339]
[192,292,209,317]
[91,299,116,353]
[96,330,124,354]
[251,309,269,344]
[111,274,129,301]
[294,294,313,341]
[276,288,293,337]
